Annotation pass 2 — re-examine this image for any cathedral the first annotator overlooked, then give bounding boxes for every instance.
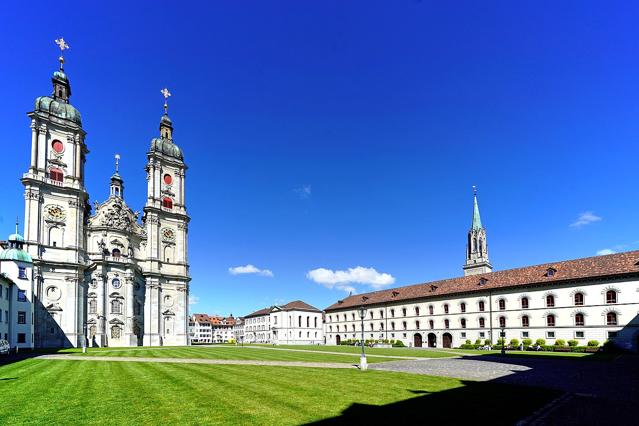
[19,40,190,347]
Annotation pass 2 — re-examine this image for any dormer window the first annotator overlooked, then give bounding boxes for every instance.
[479,278,487,286]
[546,268,556,277]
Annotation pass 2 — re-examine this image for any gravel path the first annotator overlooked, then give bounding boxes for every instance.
[37,354,357,369]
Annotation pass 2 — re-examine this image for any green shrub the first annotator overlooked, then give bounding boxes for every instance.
[496,338,506,346]
[392,340,406,348]
[510,338,519,347]
[460,344,475,349]
[542,345,555,351]
[522,338,533,346]
[571,346,586,353]
[587,340,600,347]
[554,339,566,347]
[474,339,482,345]
[535,338,546,346]
[484,339,492,346]
[465,339,471,345]
[567,340,578,347]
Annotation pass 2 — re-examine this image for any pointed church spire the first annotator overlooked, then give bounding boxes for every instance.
[110,154,124,199]
[463,186,492,276]
[471,186,483,230]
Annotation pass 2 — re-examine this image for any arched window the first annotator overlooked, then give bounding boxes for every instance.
[499,316,506,328]
[162,197,173,209]
[298,316,302,327]
[429,320,434,329]
[428,305,434,315]
[606,312,618,326]
[49,168,63,182]
[112,248,121,258]
[498,299,506,310]
[444,319,450,329]
[391,321,395,330]
[390,309,395,317]
[443,304,449,314]
[379,310,384,318]
[479,317,485,328]
[314,317,317,328]
[343,314,347,321]
[521,297,529,309]
[415,320,420,329]
[546,295,555,308]
[575,313,585,326]
[478,301,485,312]
[460,302,466,313]
[460,318,466,329]
[546,314,555,327]
[574,293,584,306]
[402,321,407,330]
[606,290,617,304]
[111,325,121,339]
[521,315,529,327]
[306,316,310,327]
[402,308,407,316]
[415,307,420,316]
[89,299,97,314]
[111,299,122,314]
[379,322,384,330]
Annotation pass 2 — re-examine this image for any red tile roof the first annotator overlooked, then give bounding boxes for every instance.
[244,300,322,318]
[325,250,639,312]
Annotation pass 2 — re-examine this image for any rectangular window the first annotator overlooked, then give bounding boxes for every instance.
[546,331,555,339]
[479,332,485,338]
[461,332,466,338]
[18,311,26,324]
[17,290,27,302]
[18,333,26,343]
[521,331,529,338]
[575,331,585,339]
[18,267,27,279]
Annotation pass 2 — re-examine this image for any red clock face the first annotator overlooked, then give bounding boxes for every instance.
[163,174,172,185]
[52,140,64,153]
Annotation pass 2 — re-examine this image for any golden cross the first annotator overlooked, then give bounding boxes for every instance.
[54,38,69,70]
[161,88,171,114]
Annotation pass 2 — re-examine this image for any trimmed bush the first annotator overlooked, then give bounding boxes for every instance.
[474,339,482,345]
[460,344,475,349]
[465,339,471,345]
[587,340,600,347]
[535,338,546,346]
[392,340,406,348]
[522,338,533,346]
[496,338,506,346]
[542,345,555,351]
[554,339,566,347]
[510,339,519,347]
[567,340,578,347]
[484,339,492,346]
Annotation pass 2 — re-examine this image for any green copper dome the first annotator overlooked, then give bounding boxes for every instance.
[8,233,24,243]
[0,248,33,263]
[53,70,68,82]
[150,137,183,160]
[35,96,82,125]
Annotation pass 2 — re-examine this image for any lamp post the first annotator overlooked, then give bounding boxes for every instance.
[500,327,506,356]
[358,305,367,371]
[82,322,87,354]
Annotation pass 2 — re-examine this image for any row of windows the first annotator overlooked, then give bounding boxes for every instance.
[329,311,620,332]
[328,290,621,322]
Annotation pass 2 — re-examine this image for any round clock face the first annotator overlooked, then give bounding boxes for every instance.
[162,228,175,241]
[163,174,172,185]
[46,205,66,222]
[112,278,122,289]
[52,139,64,153]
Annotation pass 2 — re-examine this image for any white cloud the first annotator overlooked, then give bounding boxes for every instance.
[307,266,395,292]
[570,211,602,228]
[188,295,200,305]
[228,264,274,277]
[596,249,616,256]
[294,185,312,199]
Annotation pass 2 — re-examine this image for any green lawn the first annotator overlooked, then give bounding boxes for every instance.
[250,344,459,358]
[0,358,559,425]
[63,345,397,364]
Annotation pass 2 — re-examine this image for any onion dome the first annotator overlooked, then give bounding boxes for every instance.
[0,232,32,263]
[150,137,183,160]
[34,96,82,125]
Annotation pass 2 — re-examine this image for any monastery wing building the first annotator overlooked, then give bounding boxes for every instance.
[325,191,639,352]
[18,40,190,348]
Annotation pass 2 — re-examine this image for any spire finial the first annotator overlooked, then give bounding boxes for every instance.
[472,185,477,196]
[114,154,120,174]
[161,87,172,115]
[15,216,19,234]
[54,38,69,70]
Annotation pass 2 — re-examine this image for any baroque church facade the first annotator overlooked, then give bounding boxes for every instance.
[19,43,190,348]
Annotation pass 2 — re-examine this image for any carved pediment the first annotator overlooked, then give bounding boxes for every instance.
[162,309,175,316]
[46,303,63,312]
[109,318,124,325]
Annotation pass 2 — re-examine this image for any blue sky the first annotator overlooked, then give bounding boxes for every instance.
[3,1,639,316]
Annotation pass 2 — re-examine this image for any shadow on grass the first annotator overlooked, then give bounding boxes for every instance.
[0,347,72,368]
[308,381,560,425]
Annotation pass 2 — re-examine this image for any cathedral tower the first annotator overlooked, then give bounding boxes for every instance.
[141,88,190,346]
[463,187,492,276]
[21,39,89,347]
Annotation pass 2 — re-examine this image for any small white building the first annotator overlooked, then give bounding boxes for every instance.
[0,229,35,350]
[244,301,323,345]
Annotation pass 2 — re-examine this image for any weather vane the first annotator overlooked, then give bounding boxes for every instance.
[161,88,172,114]
[54,38,69,70]
[114,154,121,173]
